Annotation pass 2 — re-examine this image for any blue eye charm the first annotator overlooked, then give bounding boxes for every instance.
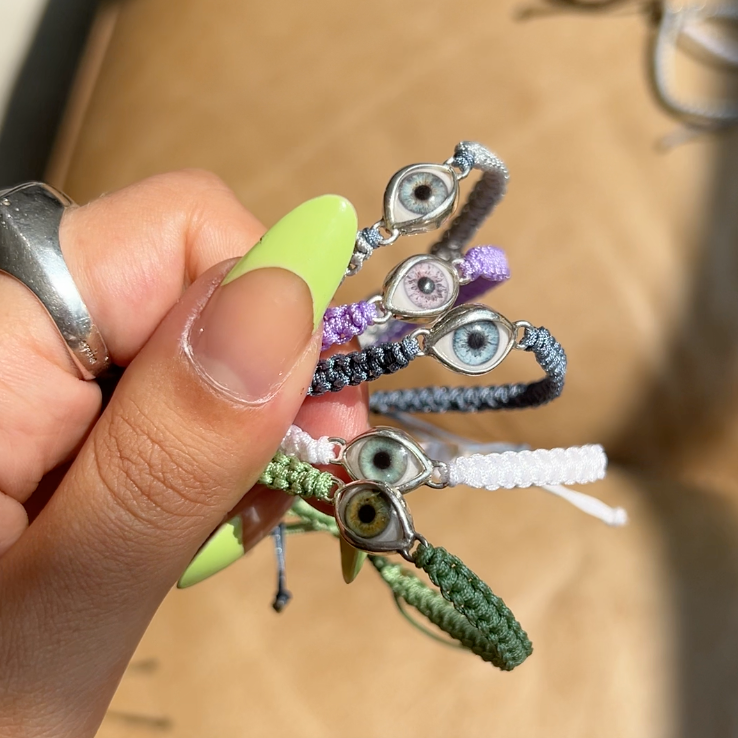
[383,163,459,236]
[452,321,499,366]
[419,304,517,375]
[397,172,449,216]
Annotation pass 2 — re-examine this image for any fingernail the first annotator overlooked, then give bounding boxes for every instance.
[187,195,357,402]
[340,536,367,583]
[178,485,292,587]
[178,517,244,588]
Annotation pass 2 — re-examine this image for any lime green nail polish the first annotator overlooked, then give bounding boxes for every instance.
[340,536,367,583]
[178,517,244,588]
[223,195,358,330]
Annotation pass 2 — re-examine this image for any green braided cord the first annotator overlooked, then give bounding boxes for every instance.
[392,594,465,650]
[259,452,336,503]
[285,499,339,535]
[412,543,532,670]
[371,556,527,668]
[286,501,532,669]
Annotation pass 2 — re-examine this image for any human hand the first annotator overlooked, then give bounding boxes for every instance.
[0,171,368,738]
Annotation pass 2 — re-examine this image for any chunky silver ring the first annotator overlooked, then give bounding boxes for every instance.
[0,182,111,380]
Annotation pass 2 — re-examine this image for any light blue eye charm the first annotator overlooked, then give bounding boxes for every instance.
[383,163,459,236]
[397,171,449,216]
[452,321,500,366]
[419,304,516,375]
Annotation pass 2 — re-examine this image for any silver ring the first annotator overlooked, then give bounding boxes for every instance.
[0,182,110,380]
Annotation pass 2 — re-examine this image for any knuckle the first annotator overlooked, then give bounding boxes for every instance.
[91,395,227,530]
[147,169,233,203]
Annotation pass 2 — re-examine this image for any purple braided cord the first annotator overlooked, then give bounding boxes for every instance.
[380,245,510,343]
[322,301,379,350]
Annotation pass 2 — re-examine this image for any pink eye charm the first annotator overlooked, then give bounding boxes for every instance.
[403,261,451,310]
[381,254,459,320]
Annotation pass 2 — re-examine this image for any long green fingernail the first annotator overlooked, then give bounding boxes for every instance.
[188,194,357,402]
[178,517,244,588]
[222,195,357,330]
[340,536,367,583]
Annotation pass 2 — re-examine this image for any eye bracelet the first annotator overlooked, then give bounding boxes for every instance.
[309,305,566,411]
[322,246,510,350]
[358,245,511,348]
[281,425,625,526]
[347,141,509,276]
[257,452,532,670]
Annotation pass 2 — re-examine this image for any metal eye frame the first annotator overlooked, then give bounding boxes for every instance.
[332,426,445,495]
[368,254,465,324]
[383,163,461,236]
[333,480,418,555]
[410,303,523,376]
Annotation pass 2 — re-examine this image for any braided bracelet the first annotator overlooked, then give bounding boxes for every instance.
[310,307,566,408]
[259,453,532,670]
[286,499,530,670]
[282,425,624,525]
[368,323,566,413]
[347,141,509,276]
[323,245,510,350]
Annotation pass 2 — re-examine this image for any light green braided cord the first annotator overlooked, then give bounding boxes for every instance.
[285,499,339,535]
[259,452,335,503]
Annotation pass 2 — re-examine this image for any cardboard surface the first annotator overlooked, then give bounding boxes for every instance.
[50,0,738,735]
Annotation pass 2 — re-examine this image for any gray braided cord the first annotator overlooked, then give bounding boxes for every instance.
[349,226,385,277]
[429,142,509,262]
[368,326,566,414]
[309,336,421,396]
[654,3,738,126]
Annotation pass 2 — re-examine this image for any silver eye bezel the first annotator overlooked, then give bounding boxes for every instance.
[381,254,460,321]
[339,426,435,494]
[383,163,460,236]
[422,303,516,375]
[334,480,416,554]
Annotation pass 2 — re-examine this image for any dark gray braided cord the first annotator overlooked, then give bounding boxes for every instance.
[429,141,510,262]
[309,336,421,396]
[368,326,566,414]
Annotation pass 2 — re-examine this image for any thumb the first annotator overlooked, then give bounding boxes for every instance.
[0,195,356,737]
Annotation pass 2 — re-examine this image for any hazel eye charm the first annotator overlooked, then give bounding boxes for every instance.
[418,304,516,375]
[340,427,436,494]
[380,254,460,320]
[383,163,459,236]
[334,481,416,554]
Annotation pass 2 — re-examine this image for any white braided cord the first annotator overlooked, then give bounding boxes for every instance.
[281,425,338,466]
[281,427,625,525]
[445,445,607,489]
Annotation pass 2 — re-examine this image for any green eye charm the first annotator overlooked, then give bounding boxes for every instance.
[344,486,392,538]
[334,481,416,554]
[340,427,437,494]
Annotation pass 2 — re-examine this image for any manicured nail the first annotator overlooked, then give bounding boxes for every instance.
[340,536,367,584]
[178,517,243,588]
[187,195,357,402]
